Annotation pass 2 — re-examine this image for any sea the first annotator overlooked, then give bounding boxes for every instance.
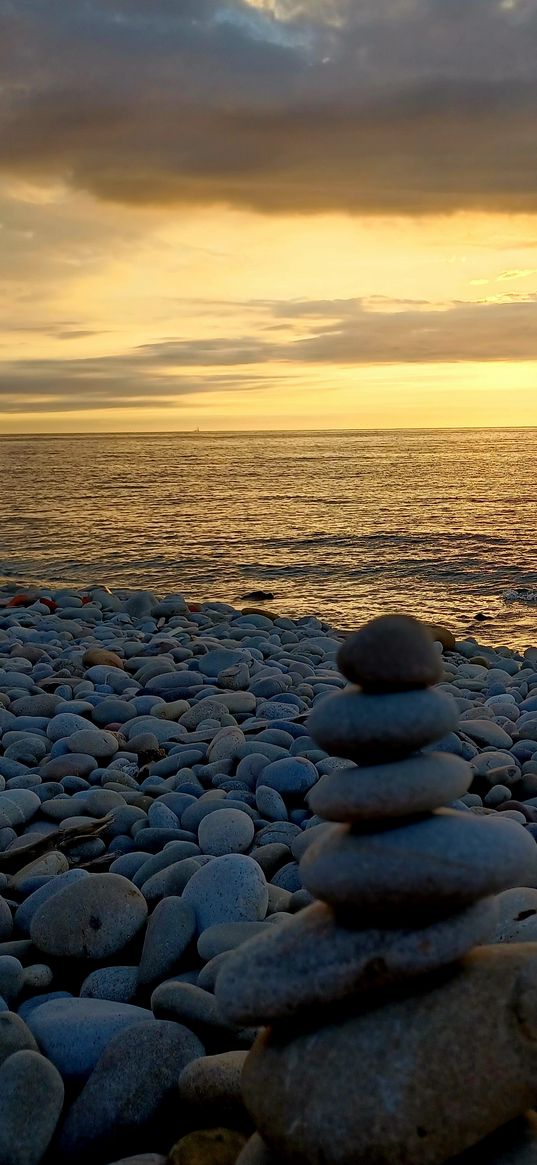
[1,429,537,650]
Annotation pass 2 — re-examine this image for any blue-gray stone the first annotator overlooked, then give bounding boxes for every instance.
[0,1049,64,1165]
[26,997,155,1082]
[57,1020,203,1164]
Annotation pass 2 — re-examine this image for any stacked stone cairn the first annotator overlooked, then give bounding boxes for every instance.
[216,615,537,1165]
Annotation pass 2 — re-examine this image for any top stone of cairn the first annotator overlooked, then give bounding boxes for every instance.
[337,613,443,692]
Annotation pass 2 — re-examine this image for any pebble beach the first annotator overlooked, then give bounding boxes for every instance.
[2,585,537,1164]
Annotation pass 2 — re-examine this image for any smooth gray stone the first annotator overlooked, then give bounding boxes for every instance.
[255,785,288,821]
[26,997,155,1083]
[308,752,472,821]
[182,854,268,932]
[216,897,498,1026]
[0,1049,64,1165]
[151,981,229,1031]
[0,895,13,941]
[258,757,319,797]
[0,1011,38,1067]
[137,898,196,988]
[0,789,41,823]
[197,921,277,962]
[308,687,458,763]
[0,956,24,1004]
[197,952,230,992]
[15,869,90,936]
[493,888,537,944]
[66,728,119,757]
[461,720,514,748]
[57,1020,203,1163]
[198,808,255,856]
[80,966,139,1003]
[103,1158,166,1165]
[337,615,442,691]
[40,753,97,779]
[250,843,291,878]
[30,873,148,960]
[236,1134,279,1165]
[300,809,537,918]
[178,1050,247,1122]
[132,842,201,888]
[240,947,537,1165]
[140,858,202,904]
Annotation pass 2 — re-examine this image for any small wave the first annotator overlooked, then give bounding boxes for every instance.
[503,587,537,604]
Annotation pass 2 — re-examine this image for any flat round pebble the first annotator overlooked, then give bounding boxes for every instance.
[198,808,255,856]
[182,854,269,931]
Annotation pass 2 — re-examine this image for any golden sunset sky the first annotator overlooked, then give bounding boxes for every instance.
[2,0,537,432]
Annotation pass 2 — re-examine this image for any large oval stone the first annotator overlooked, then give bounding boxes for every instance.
[308,688,458,763]
[182,855,268,932]
[300,809,537,919]
[241,947,537,1165]
[216,897,498,1026]
[0,1050,64,1165]
[308,752,471,821]
[26,997,154,1083]
[30,873,148,960]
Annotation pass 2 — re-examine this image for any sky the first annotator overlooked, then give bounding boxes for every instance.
[2,0,537,432]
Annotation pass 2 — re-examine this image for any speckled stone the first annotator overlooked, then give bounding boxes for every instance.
[241,947,537,1165]
[0,1049,64,1165]
[182,855,268,932]
[216,897,498,1025]
[30,874,148,960]
[57,1020,204,1163]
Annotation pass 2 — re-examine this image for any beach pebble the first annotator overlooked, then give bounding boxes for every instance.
[259,756,318,796]
[168,1128,248,1165]
[25,996,155,1082]
[0,1050,64,1165]
[137,897,196,988]
[30,873,148,960]
[80,966,139,1003]
[337,615,442,691]
[308,688,458,763]
[57,1020,204,1163]
[182,855,269,931]
[308,752,471,821]
[198,809,255,856]
[178,1050,247,1122]
[216,897,498,1026]
[0,1012,38,1067]
[300,810,537,919]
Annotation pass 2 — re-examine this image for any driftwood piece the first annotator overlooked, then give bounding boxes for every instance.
[0,814,114,873]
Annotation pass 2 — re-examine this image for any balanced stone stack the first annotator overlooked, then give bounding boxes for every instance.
[216,615,537,1164]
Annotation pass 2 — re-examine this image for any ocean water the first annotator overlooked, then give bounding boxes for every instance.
[1,429,537,650]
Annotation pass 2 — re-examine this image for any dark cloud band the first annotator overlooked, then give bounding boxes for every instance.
[2,0,537,214]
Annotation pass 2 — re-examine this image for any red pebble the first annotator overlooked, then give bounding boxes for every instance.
[40,598,57,612]
[81,596,92,605]
[188,603,201,612]
[6,594,32,607]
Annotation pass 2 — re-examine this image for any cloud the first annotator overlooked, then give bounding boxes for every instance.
[4,294,537,413]
[2,0,537,214]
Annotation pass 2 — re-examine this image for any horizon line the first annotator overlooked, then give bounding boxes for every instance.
[2,424,537,438]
